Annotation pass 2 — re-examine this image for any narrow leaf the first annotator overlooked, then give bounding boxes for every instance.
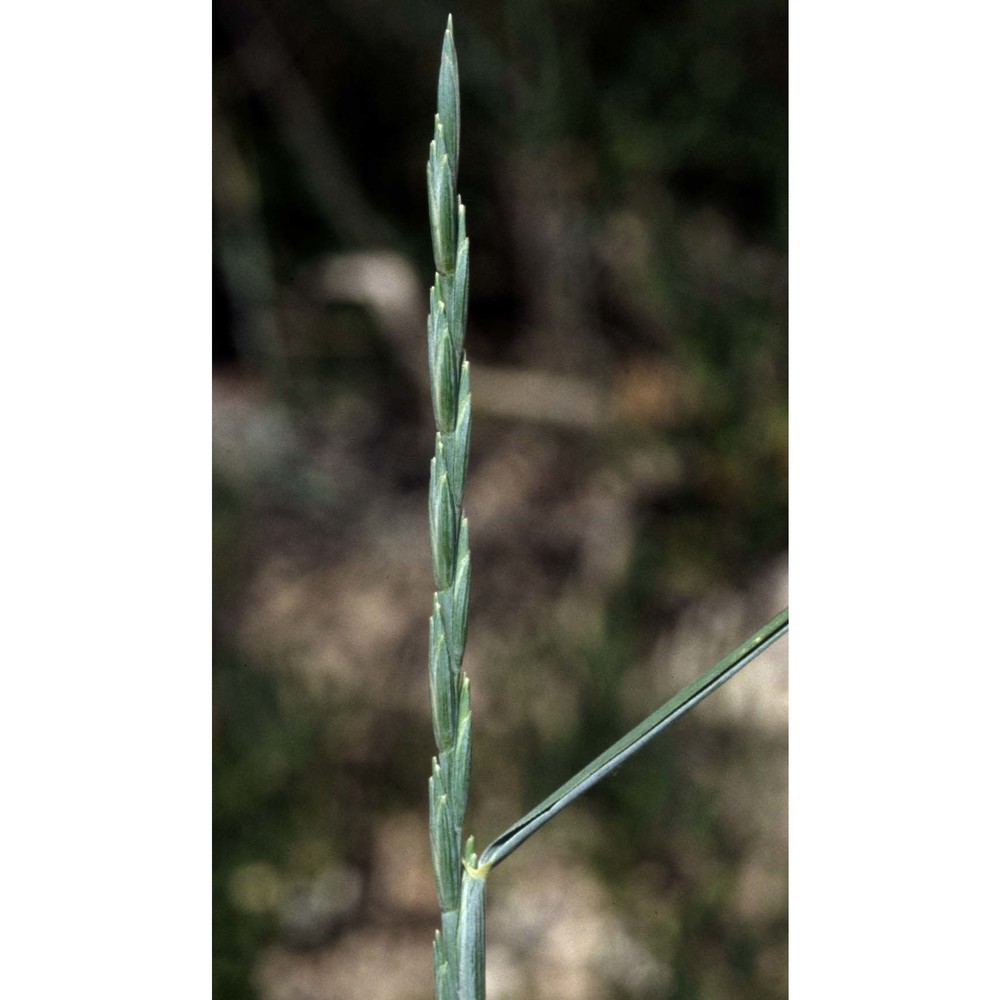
[478,608,790,870]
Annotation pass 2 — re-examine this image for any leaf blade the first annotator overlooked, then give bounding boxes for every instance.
[478,607,789,869]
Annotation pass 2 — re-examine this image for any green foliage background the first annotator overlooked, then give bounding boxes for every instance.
[214,1,787,997]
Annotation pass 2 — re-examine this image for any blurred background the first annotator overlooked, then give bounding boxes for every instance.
[213,0,787,998]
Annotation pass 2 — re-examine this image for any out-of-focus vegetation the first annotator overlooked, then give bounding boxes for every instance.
[213,1,786,998]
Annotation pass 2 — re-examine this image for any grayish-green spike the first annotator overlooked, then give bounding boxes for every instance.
[419,23,788,1000]
[426,18,474,1000]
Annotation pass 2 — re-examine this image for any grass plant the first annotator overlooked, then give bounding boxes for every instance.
[424,18,788,1000]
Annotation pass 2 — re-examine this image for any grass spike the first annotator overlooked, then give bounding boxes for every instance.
[426,17,474,1000]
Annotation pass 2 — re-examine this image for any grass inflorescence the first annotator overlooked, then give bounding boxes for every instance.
[423,17,787,1000]
[424,16,482,1000]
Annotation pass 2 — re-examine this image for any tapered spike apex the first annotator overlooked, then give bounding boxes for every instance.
[437,19,460,176]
